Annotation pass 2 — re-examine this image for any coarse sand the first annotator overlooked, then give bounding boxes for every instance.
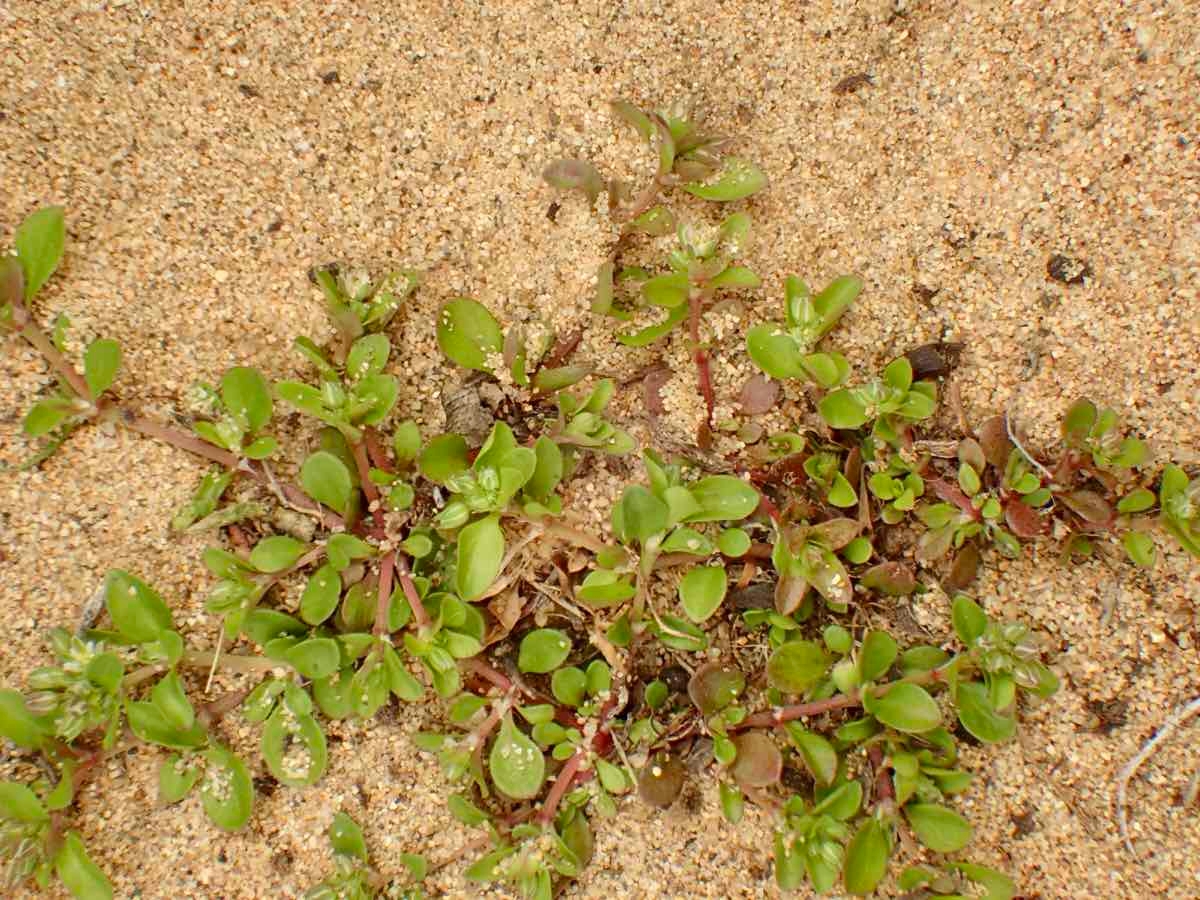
[1,1,1198,898]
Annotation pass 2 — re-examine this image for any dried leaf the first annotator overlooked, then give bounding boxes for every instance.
[977,416,1013,469]
[943,543,981,593]
[643,366,672,417]
[1003,498,1045,538]
[1059,489,1113,525]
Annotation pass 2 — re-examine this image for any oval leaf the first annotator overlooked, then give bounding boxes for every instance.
[766,640,829,694]
[867,683,941,734]
[518,628,572,674]
[437,298,503,371]
[679,563,728,623]
[455,515,504,601]
[905,802,973,853]
[488,713,545,800]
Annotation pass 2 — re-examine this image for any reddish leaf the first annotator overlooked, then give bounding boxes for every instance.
[977,416,1013,470]
[943,543,981,593]
[1059,489,1114,525]
[730,733,783,788]
[774,573,809,615]
[738,374,778,416]
[859,562,917,596]
[688,662,746,716]
[1003,498,1045,538]
[638,754,686,809]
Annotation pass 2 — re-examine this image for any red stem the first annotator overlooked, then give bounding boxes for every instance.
[373,550,396,636]
[734,693,860,731]
[536,749,585,825]
[688,291,715,428]
[461,657,513,693]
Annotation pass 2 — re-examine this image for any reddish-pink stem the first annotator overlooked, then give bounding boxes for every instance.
[374,550,396,636]
[688,291,715,428]
[734,693,860,731]
[461,657,513,693]
[537,749,586,825]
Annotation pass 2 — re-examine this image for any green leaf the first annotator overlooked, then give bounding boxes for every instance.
[948,862,1016,900]
[489,713,545,800]
[709,266,760,290]
[551,667,588,707]
[1122,530,1156,568]
[447,792,490,826]
[437,298,503,371]
[419,433,471,484]
[952,594,988,646]
[300,564,342,625]
[526,436,563,502]
[685,475,759,522]
[679,563,727,623]
[1117,488,1156,514]
[104,570,173,643]
[23,397,72,436]
[83,339,121,400]
[829,474,858,508]
[904,803,973,853]
[717,528,752,557]
[301,451,354,516]
[786,726,838,786]
[866,683,941,733]
[55,831,113,900]
[0,781,48,822]
[199,747,253,831]
[766,640,828,693]
[682,157,767,202]
[158,754,201,804]
[614,484,669,544]
[285,638,341,680]
[15,205,66,300]
[857,630,898,682]
[126,701,206,749]
[329,811,368,861]
[0,689,45,749]
[883,357,913,393]
[616,303,689,347]
[819,390,869,429]
[746,325,806,379]
[220,366,272,432]
[392,420,422,463]
[249,535,307,573]
[844,818,890,895]
[629,205,676,236]
[345,333,391,381]
[577,570,635,607]
[642,271,690,308]
[455,515,504,601]
[518,628,572,674]
[956,681,1016,743]
[262,707,327,786]
[383,646,424,701]
[1062,399,1097,446]
[151,671,196,731]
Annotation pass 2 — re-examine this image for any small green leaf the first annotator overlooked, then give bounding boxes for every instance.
[437,298,503,371]
[709,266,761,290]
[617,303,689,347]
[249,535,307,573]
[866,683,941,733]
[956,681,1016,743]
[766,640,828,694]
[419,433,471,484]
[518,628,572,674]
[905,803,973,853]
[614,484,669,544]
[23,397,72,436]
[819,390,869,429]
[527,436,563,502]
[392,420,421,464]
[54,831,113,900]
[0,689,46,749]
[948,862,1016,900]
[345,333,391,381]
[151,671,196,731]
[717,528,752,557]
[1122,530,1156,568]
[844,818,890,895]
[1117,488,1156,514]
[551,667,588,707]
[685,475,759,522]
[786,726,838,786]
[329,811,368,861]
[829,473,858,508]
[220,366,272,432]
[158,755,201,804]
[679,564,727,623]
[104,570,173,643]
[300,564,342,625]
[285,638,341,680]
[682,157,767,202]
[300,450,354,515]
[0,781,48,822]
[576,569,635,607]
[15,205,66,300]
[746,325,806,379]
[447,792,490,826]
[488,713,546,800]
[455,515,504,601]
[200,747,253,831]
[857,630,898,682]
[952,594,988,646]
[83,339,121,400]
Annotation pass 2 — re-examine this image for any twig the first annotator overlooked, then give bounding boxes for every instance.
[1115,694,1200,857]
[1005,411,1055,482]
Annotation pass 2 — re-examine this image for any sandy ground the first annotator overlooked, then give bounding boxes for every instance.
[2,1,1198,897]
